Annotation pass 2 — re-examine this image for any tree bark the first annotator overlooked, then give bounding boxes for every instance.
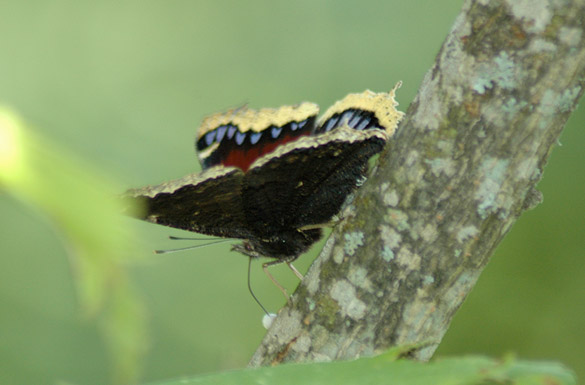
[250,0,585,366]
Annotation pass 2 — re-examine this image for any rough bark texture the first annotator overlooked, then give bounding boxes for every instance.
[250,0,585,367]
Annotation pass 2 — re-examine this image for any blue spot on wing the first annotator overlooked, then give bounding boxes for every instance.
[216,125,228,142]
[250,132,262,144]
[356,118,370,130]
[324,115,340,131]
[235,131,246,145]
[349,114,361,127]
[205,131,216,146]
[227,125,237,139]
[271,126,283,138]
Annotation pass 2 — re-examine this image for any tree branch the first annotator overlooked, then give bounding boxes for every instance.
[250,0,585,366]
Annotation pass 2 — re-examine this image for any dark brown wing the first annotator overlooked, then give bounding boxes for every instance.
[241,126,387,234]
[123,166,253,239]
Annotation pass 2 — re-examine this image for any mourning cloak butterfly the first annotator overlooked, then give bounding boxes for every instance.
[124,85,403,267]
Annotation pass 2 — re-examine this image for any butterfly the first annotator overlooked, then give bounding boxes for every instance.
[124,85,403,301]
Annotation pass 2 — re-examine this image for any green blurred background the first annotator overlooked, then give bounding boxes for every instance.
[0,1,583,384]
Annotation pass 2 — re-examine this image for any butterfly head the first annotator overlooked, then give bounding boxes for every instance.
[231,229,322,262]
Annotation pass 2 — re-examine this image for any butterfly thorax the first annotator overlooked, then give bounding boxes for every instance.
[232,228,322,261]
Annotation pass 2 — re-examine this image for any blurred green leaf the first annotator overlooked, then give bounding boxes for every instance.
[0,107,147,385]
[150,353,575,385]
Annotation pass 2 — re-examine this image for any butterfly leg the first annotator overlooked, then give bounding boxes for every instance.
[286,262,304,280]
[262,260,290,300]
[298,220,340,231]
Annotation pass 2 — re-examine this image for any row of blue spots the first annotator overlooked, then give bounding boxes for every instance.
[321,110,374,132]
[205,124,233,146]
[203,119,310,148]
[291,119,308,131]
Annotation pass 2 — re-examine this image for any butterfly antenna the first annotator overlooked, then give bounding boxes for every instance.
[248,257,271,316]
[153,239,231,254]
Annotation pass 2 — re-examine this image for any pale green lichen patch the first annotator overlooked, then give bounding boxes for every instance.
[472,76,493,95]
[538,89,558,130]
[380,224,402,249]
[345,330,376,358]
[475,157,509,218]
[456,225,479,243]
[425,157,456,177]
[409,220,421,242]
[476,126,486,138]
[420,223,439,242]
[343,231,364,256]
[381,246,395,263]
[559,26,582,46]
[307,324,330,355]
[558,87,581,113]
[405,149,421,168]
[443,271,478,307]
[315,338,339,361]
[305,273,319,295]
[514,156,539,181]
[529,38,556,52]
[380,181,399,207]
[273,309,303,345]
[502,97,528,116]
[400,301,437,342]
[436,140,454,154]
[333,248,345,264]
[537,86,581,129]
[340,202,357,219]
[383,189,399,207]
[386,209,410,231]
[292,334,312,354]
[472,51,517,94]
[541,86,580,115]
[397,247,421,271]
[539,89,559,116]
[493,52,516,89]
[330,280,367,320]
[422,275,435,286]
[348,267,372,291]
[506,0,552,33]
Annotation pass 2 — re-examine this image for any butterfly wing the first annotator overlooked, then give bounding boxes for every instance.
[124,166,253,239]
[195,103,319,171]
[315,88,404,136]
[242,126,388,233]
[125,88,404,260]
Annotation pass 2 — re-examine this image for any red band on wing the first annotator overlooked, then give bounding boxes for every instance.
[222,131,311,171]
